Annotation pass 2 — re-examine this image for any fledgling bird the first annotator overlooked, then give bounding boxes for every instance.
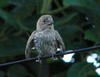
[25,15,65,63]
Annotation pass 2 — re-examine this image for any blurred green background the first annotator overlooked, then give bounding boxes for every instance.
[0,0,100,77]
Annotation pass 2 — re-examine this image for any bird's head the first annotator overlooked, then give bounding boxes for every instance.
[36,15,54,31]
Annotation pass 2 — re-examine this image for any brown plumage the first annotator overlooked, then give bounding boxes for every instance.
[25,15,65,63]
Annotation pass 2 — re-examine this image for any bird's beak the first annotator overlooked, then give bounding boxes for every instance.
[48,18,54,25]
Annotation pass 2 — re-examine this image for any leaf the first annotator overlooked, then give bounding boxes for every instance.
[0,9,18,27]
[67,62,95,77]
[67,41,86,50]
[0,0,9,7]
[55,12,78,27]
[63,0,88,7]
[0,71,5,77]
[20,14,40,31]
[52,71,67,77]
[0,9,29,30]
[10,0,44,19]
[84,28,100,44]
[57,25,80,46]
[0,37,26,57]
[63,0,100,38]
[10,0,36,20]
[41,0,52,13]
[35,0,44,13]
[7,65,29,77]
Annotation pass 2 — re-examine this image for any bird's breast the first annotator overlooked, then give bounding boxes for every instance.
[35,30,56,41]
[34,30,57,53]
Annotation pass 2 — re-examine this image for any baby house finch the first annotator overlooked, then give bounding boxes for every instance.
[25,15,65,63]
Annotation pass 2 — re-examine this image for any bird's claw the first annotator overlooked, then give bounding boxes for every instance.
[51,55,58,60]
[36,55,42,63]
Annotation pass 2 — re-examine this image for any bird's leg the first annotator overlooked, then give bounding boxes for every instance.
[51,54,58,60]
[36,54,42,63]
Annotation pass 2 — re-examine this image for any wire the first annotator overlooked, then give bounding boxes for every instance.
[0,45,100,67]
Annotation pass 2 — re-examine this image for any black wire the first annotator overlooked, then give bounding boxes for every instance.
[0,45,100,67]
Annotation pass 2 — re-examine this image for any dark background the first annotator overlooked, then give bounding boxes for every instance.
[0,0,100,77]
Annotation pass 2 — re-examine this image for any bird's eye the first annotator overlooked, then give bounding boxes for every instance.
[43,20,46,22]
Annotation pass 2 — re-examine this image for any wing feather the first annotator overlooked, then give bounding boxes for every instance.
[55,30,65,52]
[25,31,36,58]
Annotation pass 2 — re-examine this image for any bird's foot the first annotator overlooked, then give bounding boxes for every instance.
[51,55,58,60]
[36,55,42,63]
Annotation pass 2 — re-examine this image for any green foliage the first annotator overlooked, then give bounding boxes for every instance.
[0,0,9,7]
[67,62,95,77]
[0,37,26,57]
[84,28,100,44]
[0,0,100,77]
[7,65,30,77]
[0,71,5,77]
[63,0,100,38]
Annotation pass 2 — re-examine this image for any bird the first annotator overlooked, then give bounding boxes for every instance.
[25,15,65,63]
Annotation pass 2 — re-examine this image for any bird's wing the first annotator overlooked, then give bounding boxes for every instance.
[55,30,65,52]
[25,30,36,58]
